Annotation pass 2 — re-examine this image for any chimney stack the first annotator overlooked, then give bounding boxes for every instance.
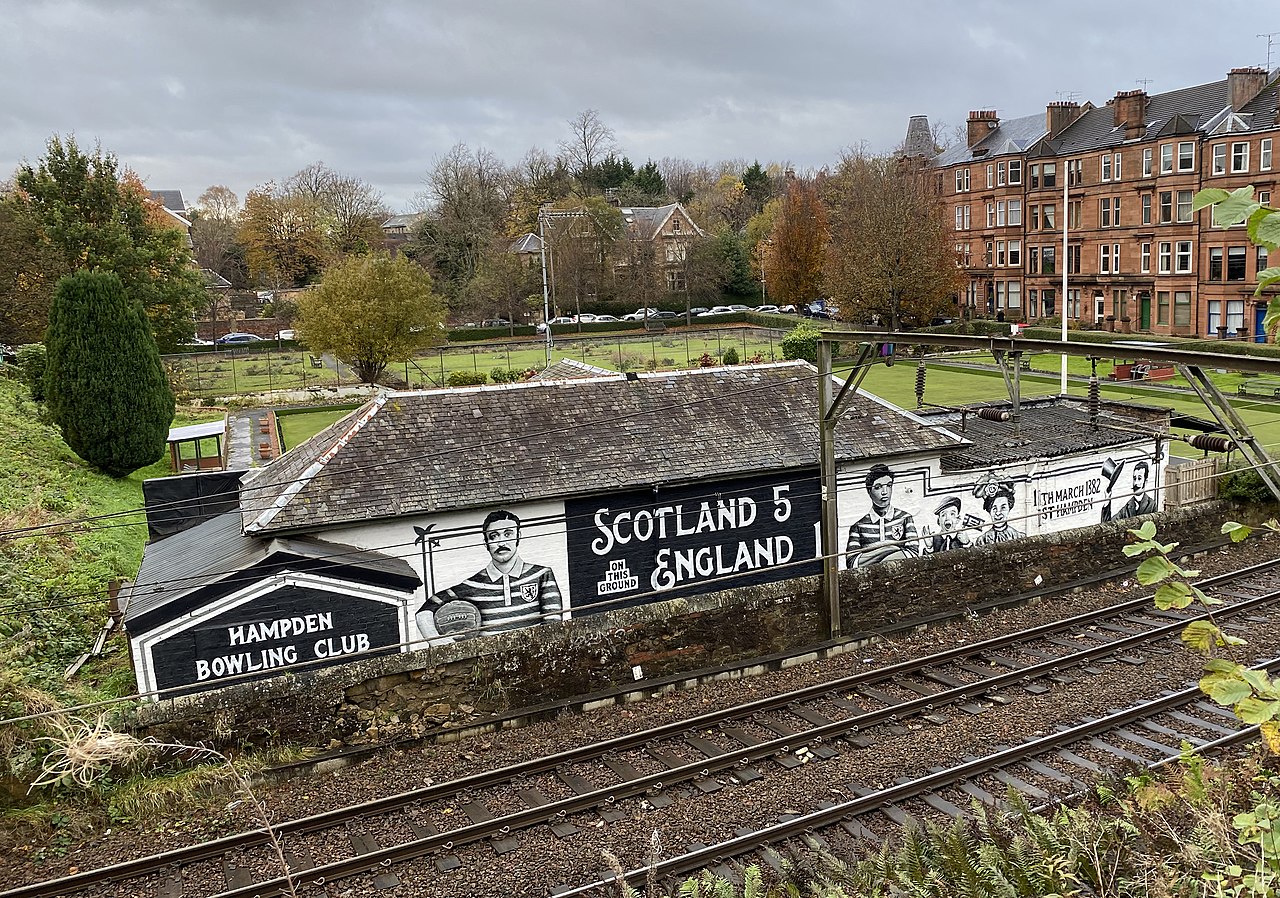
[1112,89,1148,139]
[966,110,999,148]
[1045,101,1082,138]
[1229,66,1268,110]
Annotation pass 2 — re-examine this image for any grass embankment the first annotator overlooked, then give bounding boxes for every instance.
[0,373,219,803]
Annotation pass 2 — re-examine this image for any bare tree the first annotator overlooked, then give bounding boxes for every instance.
[195,185,240,222]
[559,109,617,188]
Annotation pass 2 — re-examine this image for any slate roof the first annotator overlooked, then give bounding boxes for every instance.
[528,358,617,381]
[917,397,1168,472]
[123,510,420,626]
[933,112,1048,167]
[148,190,186,213]
[620,203,707,240]
[381,213,424,230]
[508,233,543,254]
[239,361,966,535]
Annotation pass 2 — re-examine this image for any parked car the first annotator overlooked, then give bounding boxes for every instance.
[180,337,214,347]
[802,300,840,320]
[778,304,798,314]
[653,310,679,320]
[275,329,297,341]
[622,307,661,321]
[592,314,620,323]
[689,307,710,316]
[547,316,575,325]
[576,313,598,323]
[215,332,265,345]
[480,318,512,328]
[696,306,734,317]
[727,304,751,313]
[754,305,780,314]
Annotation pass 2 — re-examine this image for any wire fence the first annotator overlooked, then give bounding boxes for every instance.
[162,327,791,399]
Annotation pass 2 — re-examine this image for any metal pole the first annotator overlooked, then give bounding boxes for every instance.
[539,211,552,368]
[817,339,841,640]
[1061,164,1069,395]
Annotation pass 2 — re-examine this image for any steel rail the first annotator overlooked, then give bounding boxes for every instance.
[185,594,1280,898]
[7,557,1279,898]
[561,659,1280,897]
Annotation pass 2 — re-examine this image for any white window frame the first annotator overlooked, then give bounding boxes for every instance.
[1140,242,1151,273]
[1099,197,1112,228]
[1231,141,1249,173]
[986,203,995,228]
[1007,159,1021,185]
[1008,199,1021,226]
[1099,244,1112,274]
[1177,141,1195,171]
[1160,144,1174,174]
[1176,189,1193,223]
[996,201,1006,227]
[1262,138,1273,172]
[1006,280,1021,310]
[997,161,1006,186]
[996,240,1006,266]
[986,164,994,189]
[1007,239,1021,267]
[1158,241,1172,274]
[1212,144,1227,175]
[1113,152,1122,180]
[1175,240,1193,273]
[1141,194,1151,225]
[1101,154,1112,181]
[1142,147,1153,177]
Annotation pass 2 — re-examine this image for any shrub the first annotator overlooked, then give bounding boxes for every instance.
[781,321,822,364]
[721,346,740,365]
[697,352,718,367]
[15,344,47,402]
[447,370,487,387]
[1218,465,1275,505]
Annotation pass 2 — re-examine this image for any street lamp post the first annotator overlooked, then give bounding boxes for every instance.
[538,210,553,368]
[1061,165,1069,395]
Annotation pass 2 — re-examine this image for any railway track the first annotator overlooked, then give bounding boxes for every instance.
[9,557,1280,898]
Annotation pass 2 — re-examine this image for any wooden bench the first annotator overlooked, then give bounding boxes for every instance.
[309,354,324,368]
[1236,378,1280,399]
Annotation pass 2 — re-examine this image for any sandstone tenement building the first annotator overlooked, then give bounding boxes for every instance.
[915,66,1278,339]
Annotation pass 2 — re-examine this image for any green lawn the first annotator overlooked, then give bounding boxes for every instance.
[277,405,360,451]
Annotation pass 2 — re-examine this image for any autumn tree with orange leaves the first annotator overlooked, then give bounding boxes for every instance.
[11,135,204,350]
[761,178,829,307]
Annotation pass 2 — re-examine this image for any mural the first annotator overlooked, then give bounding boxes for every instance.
[564,471,822,612]
[414,509,564,644]
[1100,457,1157,521]
[836,443,1165,569]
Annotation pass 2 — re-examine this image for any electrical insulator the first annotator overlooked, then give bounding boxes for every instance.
[914,362,926,407]
[977,407,1012,422]
[1189,434,1235,453]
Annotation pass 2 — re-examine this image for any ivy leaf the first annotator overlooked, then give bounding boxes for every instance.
[1155,581,1194,610]
[1260,721,1280,754]
[1189,586,1222,606]
[1264,297,1280,336]
[1212,186,1260,229]
[1182,620,1221,653]
[1129,521,1157,541]
[1258,267,1280,298]
[1251,206,1280,251]
[1201,672,1252,705]
[1193,187,1233,211]
[1234,697,1280,725]
[1137,555,1176,585]
[1222,521,1253,543]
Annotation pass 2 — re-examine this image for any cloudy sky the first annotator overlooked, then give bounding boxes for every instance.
[0,0,1271,213]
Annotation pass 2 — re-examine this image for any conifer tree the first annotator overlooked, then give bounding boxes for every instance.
[44,270,175,477]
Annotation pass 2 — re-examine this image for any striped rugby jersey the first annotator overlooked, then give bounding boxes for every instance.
[844,507,919,566]
[423,558,563,633]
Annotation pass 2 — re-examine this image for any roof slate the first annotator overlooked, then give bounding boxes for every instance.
[241,362,965,535]
[528,358,618,381]
[933,112,1047,167]
[918,398,1166,472]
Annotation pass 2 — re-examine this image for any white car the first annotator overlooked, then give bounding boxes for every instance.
[547,317,575,325]
[696,306,734,317]
[592,314,620,323]
[576,313,598,323]
[622,308,660,321]
[275,329,297,341]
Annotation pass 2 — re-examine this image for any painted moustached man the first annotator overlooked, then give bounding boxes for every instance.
[1101,459,1157,522]
[414,509,562,643]
[845,463,919,567]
